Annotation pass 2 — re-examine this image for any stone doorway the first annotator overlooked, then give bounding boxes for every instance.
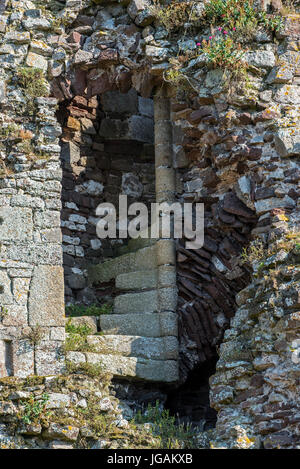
[56,88,155,307]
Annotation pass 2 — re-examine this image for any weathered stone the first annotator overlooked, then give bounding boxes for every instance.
[44,423,79,441]
[122,173,143,198]
[100,312,177,337]
[0,207,33,242]
[85,352,178,382]
[101,89,138,114]
[243,50,276,68]
[114,290,158,314]
[26,52,48,71]
[275,129,300,157]
[29,266,65,326]
[86,335,178,360]
[67,316,97,334]
[116,270,157,290]
[88,245,157,283]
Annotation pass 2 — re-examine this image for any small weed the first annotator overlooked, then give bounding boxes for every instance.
[27,325,44,345]
[15,67,48,114]
[149,0,200,33]
[65,319,92,336]
[0,306,8,321]
[20,393,51,425]
[241,241,266,264]
[134,401,197,449]
[204,0,283,36]
[201,34,246,72]
[65,360,109,380]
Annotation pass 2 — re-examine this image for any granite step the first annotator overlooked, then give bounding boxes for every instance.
[100,312,178,337]
[88,245,157,284]
[67,350,179,383]
[114,290,158,314]
[86,334,178,360]
[115,270,157,291]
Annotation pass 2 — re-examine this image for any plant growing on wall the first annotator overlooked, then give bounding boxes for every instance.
[15,67,48,115]
[20,393,51,425]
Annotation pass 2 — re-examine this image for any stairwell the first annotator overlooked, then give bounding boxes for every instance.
[66,91,179,383]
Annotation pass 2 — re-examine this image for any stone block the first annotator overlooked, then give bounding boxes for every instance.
[99,118,128,139]
[4,31,30,43]
[86,334,178,360]
[116,270,157,290]
[46,393,71,409]
[128,115,154,143]
[6,243,63,265]
[29,265,65,326]
[243,50,276,68]
[25,52,48,71]
[155,142,172,167]
[156,239,176,266]
[275,129,300,157]
[157,265,176,288]
[114,290,158,314]
[88,245,157,283]
[44,423,79,441]
[158,287,178,312]
[0,270,13,305]
[0,339,13,377]
[154,119,172,145]
[66,316,97,334]
[155,167,176,198]
[34,210,60,229]
[61,141,81,166]
[85,352,178,382]
[138,96,154,117]
[254,196,295,215]
[35,341,65,376]
[122,172,143,198]
[101,89,138,114]
[100,311,177,337]
[12,339,34,378]
[0,207,33,242]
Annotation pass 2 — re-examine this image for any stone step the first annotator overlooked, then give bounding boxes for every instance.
[116,235,156,256]
[88,245,157,284]
[67,351,178,383]
[86,334,178,360]
[115,270,157,291]
[114,290,158,314]
[100,312,177,337]
[65,316,98,334]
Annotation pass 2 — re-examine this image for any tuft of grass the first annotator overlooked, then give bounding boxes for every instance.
[66,303,112,317]
[65,360,110,380]
[15,67,48,114]
[134,401,197,449]
[149,0,201,32]
[241,241,266,264]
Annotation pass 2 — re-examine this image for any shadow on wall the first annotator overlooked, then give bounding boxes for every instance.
[56,88,155,307]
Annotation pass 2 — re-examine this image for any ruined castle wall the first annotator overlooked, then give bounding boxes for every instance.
[0,0,299,449]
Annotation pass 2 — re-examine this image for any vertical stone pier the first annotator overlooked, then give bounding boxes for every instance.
[154,90,179,381]
[0,97,66,378]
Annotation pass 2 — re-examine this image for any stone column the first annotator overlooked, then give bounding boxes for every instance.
[154,89,179,381]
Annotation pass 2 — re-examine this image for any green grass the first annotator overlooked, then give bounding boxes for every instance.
[134,401,197,449]
[66,303,112,317]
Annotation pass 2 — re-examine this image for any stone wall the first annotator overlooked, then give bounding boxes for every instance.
[0,0,299,449]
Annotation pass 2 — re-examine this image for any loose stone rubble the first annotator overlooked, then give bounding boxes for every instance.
[0,0,299,449]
